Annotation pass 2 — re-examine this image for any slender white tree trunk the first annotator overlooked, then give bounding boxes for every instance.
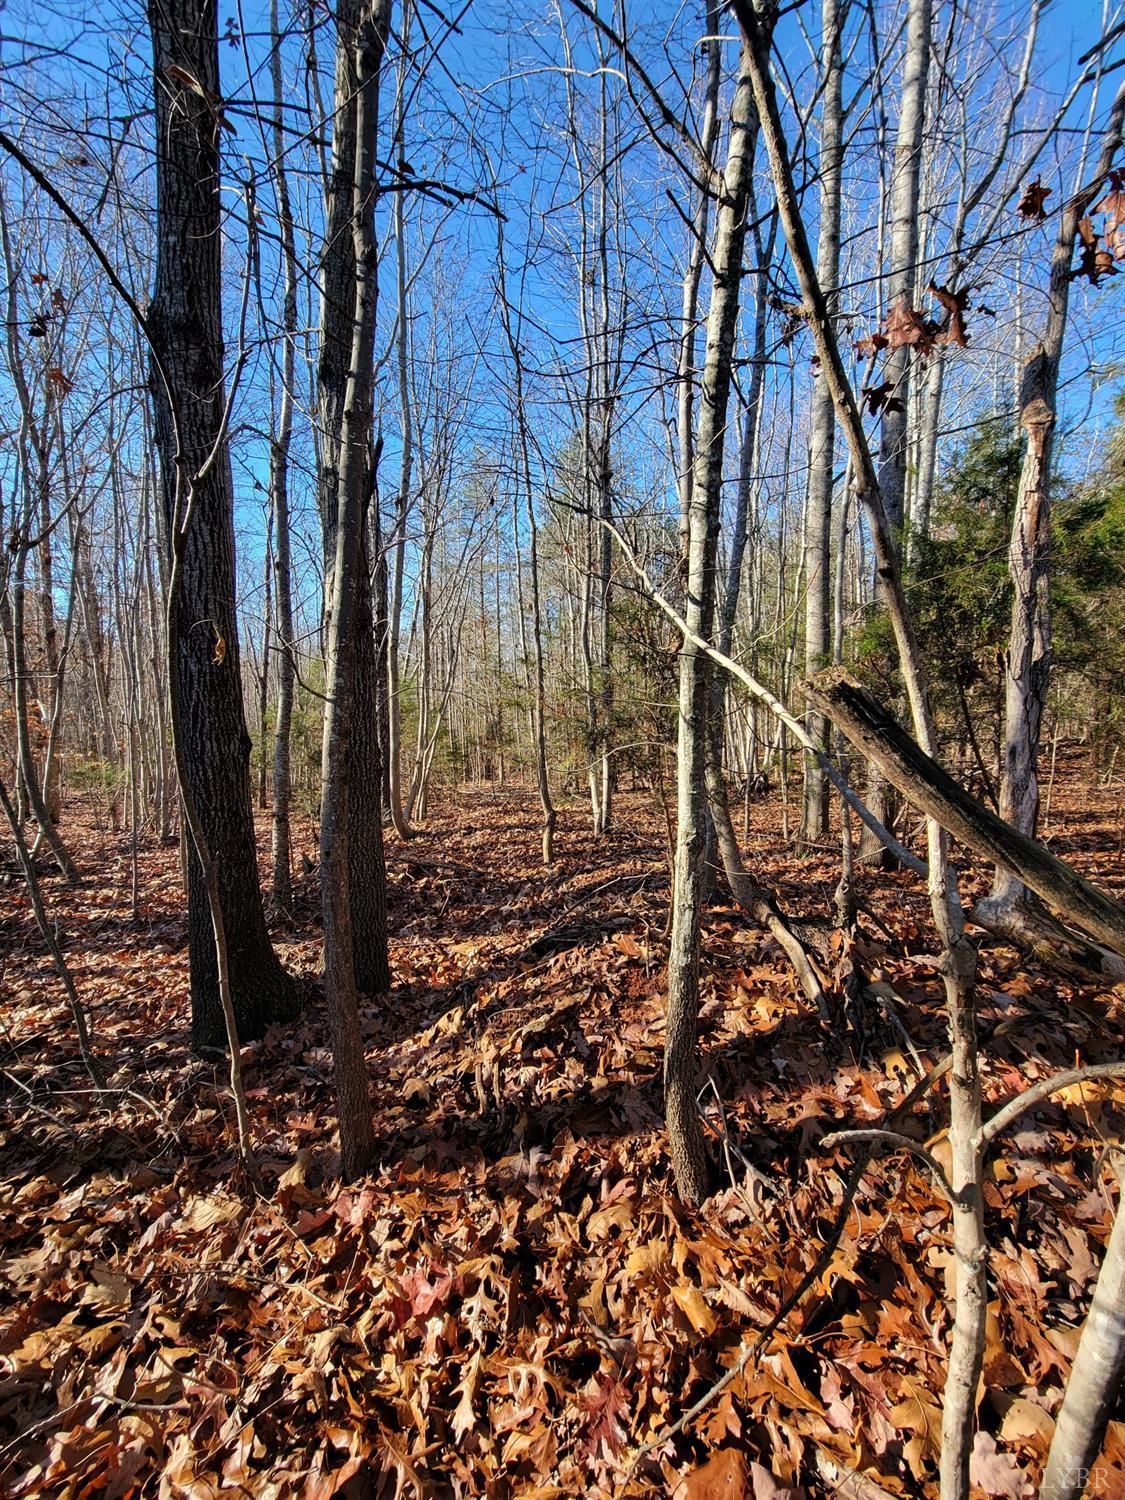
[667,33,760,1204]
[800,0,843,847]
[1041,1168,1125,1500]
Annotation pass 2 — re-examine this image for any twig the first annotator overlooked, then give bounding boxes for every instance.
[817,1127,953,1199]
[0,775,105,1089]
[977,1061,1125,1150]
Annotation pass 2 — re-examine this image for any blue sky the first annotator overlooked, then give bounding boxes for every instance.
[1,0,1123,652]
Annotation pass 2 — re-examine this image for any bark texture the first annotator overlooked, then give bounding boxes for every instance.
[269,0,298,908]
[316,0,393,1178]
[147,0,297,1048]
[318,0,391,999]
[1041,1172,1125,1500]
[800,0,843,846]
[666,34,760,1205]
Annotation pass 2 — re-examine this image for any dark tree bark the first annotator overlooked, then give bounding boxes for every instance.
[317,0,391,1003]
[350,515,390,994]
[147,0,298,1049]
[316,0,393,1178]
[268,0,298,907]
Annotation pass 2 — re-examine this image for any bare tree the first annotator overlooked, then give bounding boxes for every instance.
[973,81,1125,963]
[799,0,845,848]
[316,0,394,1178]
[666,31,762,1204]
[147,0,298,1050]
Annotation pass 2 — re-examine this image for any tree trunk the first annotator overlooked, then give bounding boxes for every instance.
[666,33,760,1206]
[316,0,392,1178]
[386,51,414,841]
[495,216,557,863]
[799,0,843,848]
[860,0,932,863]
[269,0,297,907]
[317,0,393,1006]
[257,522,273,810]
[147,0,297,1049]
[976,83,1125,929]
[1041,1168,1125,1500]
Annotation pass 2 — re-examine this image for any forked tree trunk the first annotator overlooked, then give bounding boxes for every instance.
[147,0,298,1049]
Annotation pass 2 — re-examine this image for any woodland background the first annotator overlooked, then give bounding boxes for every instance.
[1,0,1125,1496]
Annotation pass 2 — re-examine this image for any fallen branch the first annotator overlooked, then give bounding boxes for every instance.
[806,668,1125,959]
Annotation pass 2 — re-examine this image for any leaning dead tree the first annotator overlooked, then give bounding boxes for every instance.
[806,668,1125,965]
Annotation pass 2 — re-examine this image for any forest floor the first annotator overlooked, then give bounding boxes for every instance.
[1,754,1124,1498]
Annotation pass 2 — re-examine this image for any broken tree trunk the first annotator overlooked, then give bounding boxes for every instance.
[806,668,1125,962]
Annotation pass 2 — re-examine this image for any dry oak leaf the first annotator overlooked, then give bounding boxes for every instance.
[671,1282,717,1336]
[889,1386,942,1482]
[854,330,888,358]
[164,63,237,135]
[1070,217,1117,286]
[1093,169,1125,258]
[884,295,935,353]
[969,1431,1032,1498]
[750,1462,804,1500]
[995,1393,1054,1453]
[1017,176,1052,222]
[862,381,904,417]
[577,1369,629,1461]
[927,281,972,347]
[679,1447,749,1499]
